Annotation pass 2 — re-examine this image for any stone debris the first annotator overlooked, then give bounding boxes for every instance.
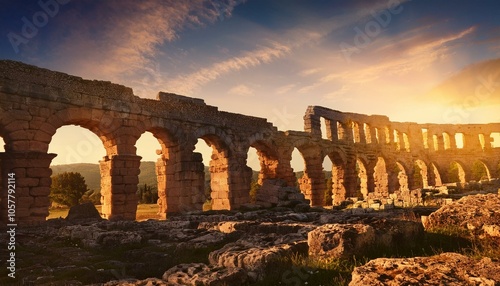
[308,224,376,260]
[162,263,247,286]
[422,193,500,239]
[65,202,103,221]
[350,253,500,286]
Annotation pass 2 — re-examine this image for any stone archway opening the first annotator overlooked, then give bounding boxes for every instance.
[47,125,107,219]
[447,161,466,184]
[195,135,231,211]
[0,136,4,152]
[195,139,214,211]
[247,141,279,203]
[471,161,491,182]
[491,133,500,148]
[414,160,429,188]
[135,131,163,220]
[247,146,260,203]
[322,155,333,206]
[393,162,409,193]
[356,158,368,199]
[291,147,306,182]
[320,117,329,140]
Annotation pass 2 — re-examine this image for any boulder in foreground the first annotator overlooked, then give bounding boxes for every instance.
[350,252,500,286]
[422,194,500,240]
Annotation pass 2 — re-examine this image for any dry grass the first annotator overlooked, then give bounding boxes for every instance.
[47,204,162,221]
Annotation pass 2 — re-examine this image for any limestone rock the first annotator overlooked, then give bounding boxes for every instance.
[66,202,102,221]
[308,224,375,260]
[58,225,143,248]
[423,194,500,239]
[208,233,307,280]
[162,263,247,286]
[349,253,500,286]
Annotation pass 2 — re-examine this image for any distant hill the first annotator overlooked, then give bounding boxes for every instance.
[50,163,261,192]
[51,162,158,191]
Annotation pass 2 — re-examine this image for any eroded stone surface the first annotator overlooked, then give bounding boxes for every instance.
[423,194,500,239]
[162,263,247,286]
[2,60,500,224]
[308,224,376,260]
[349,253,500,286]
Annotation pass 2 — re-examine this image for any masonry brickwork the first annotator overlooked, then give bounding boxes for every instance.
[1,61,499,224]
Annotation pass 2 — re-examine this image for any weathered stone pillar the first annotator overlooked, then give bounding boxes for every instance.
[0,152,56,225]
[327,119,337,141]
[227,153,252,209]
[155,156,168,219]
[463,133,482,151]
[99,154,141,220]
[304,113,321,137]
[331,163,346,205]
[449,133,457,150]
[372,159,388,198]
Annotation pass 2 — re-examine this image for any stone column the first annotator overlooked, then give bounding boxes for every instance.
[331,163,346,205]
[99,154,141,220]
[304,114,321,137]
[463,133,482,151]
[448,133,457,150]
[0,152,56,225]
[227,153,252,209]
[342,157,359,198]
[329,119,338,141]
[155,156,168,219]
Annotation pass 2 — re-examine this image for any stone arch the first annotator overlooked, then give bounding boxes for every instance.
[138,124,182,218]
[414,159,429,188]
[44,108,143,220]
[447,161,466,184]
[248,139,280,185]
[293,140,325,206]
[193,127,234,211]
[471,160,491,181]
[36,107,122,155]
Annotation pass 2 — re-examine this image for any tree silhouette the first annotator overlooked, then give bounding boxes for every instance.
[50,172,89,207]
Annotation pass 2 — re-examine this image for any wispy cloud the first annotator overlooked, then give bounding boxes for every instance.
[167,41,292,95]
[305,26,477,98]
[47,0,246,94]
[227,84,255,97]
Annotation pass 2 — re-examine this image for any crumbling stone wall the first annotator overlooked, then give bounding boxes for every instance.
[1,60,500,224]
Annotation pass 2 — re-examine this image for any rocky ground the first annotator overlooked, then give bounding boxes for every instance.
[1,193,499,286]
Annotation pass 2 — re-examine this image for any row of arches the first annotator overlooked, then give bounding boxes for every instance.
[2,121,498,221]
[317,116,500,152]
[289,143,496,206]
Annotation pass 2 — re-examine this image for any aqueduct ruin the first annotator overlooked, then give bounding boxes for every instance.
[1,60,500,224]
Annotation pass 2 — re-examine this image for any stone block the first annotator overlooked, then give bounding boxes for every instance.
[30,187,50,196]
[17,196,34,206]
[27,167,52,178]
[308,224,375,260]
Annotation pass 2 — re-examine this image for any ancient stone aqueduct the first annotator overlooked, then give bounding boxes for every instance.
[1,60,500,224]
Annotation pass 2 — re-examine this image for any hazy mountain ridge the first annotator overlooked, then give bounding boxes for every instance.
[51,163,261,192]
[51,162,159,191]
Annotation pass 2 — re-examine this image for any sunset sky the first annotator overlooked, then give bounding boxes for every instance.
[1,0,500,168]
